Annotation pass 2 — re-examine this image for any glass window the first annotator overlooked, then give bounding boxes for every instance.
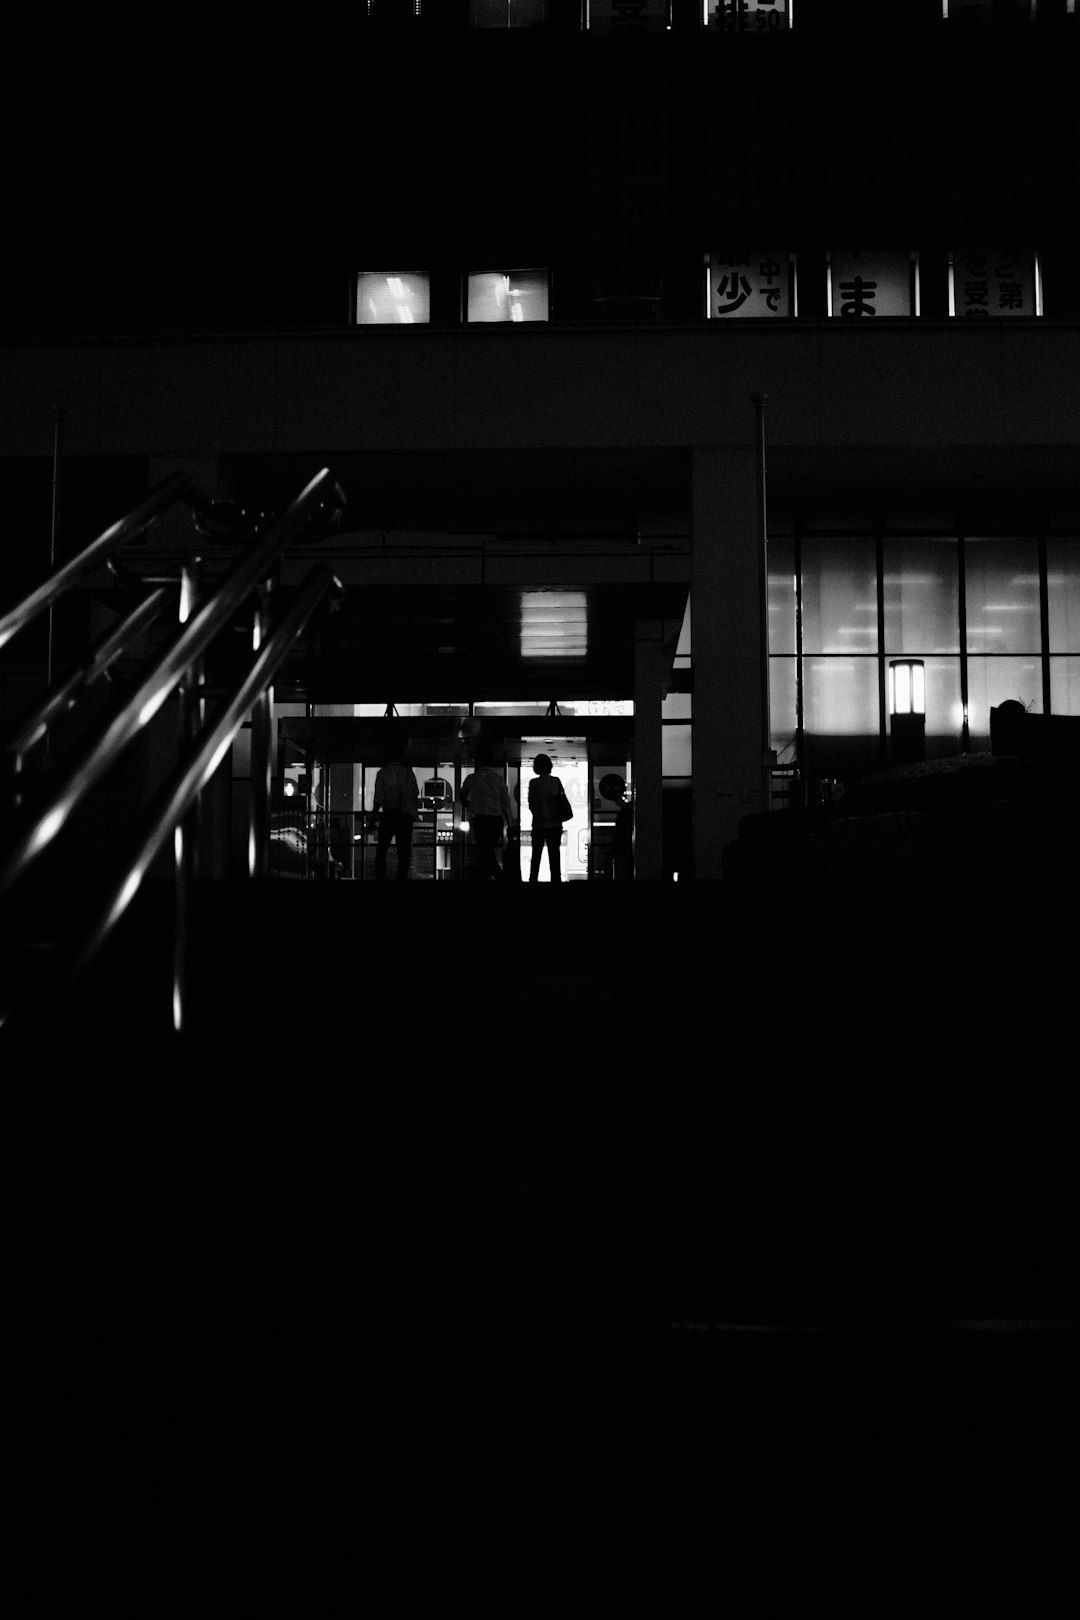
[704,1,792,29]
[964,538,1041,653]
[966,657,1044,746]
[466,270,549,323]
[769,656,797,760]
[588,0,670,28]
[662,723,692,776]
[882,538,960,653]
[829,251,917,318]
[472,0,547,25]
[707,253,796,318]
[802,657,880,780]
[948,251,1040,318]
[356,272,430,325]
[919,657,964,754]
[1047,538,1080,651]
[801,537,878,655]
[1049,656,1080,715]
[768,537,796,655]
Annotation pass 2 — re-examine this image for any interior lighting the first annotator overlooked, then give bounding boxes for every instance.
[520,591,588,660]
[889,659,925,717]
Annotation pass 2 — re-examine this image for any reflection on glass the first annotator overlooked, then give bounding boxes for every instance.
[964,538,1041,654]
[662,723,691,776]
[966,656,1043,745]
[768,537,796,655]
[1047,538,1080,651]
[882,538,959,653]
[356,272,430,325]
[1050,656,1080,715]
[769,656,797,759]
[467,271,549,323]
[801,538,878,654]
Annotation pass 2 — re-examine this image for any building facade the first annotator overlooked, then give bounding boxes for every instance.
[3,1,1079,880]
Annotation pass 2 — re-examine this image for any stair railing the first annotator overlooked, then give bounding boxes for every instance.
[0,466,346,1059]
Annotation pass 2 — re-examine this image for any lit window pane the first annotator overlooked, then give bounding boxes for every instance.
[472,0,547,24]
[768,537,796,655]
[467,270,549,323]
[830,251,914,318]
[662,723,692,776]
[708,252,794,318]
[803,657,880,780]
[883,538,960,653]
[922,658,964,756]
[769,656,797,760]
[964,538,1041,654]
[704,1,791,28]
[1050,656,1080,716]
[801,537,878,655]
[966,657,1044,748]
[589,0,670,30]
[356,272,430,325]
[1047,538,1080,652]
[949,250,1038,318]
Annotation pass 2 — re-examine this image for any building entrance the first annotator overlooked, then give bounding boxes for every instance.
[274,711,634,883]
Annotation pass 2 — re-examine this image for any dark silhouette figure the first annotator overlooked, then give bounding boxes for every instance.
[527,753,567,883]
[373,740,419,880]
[460,744,515,881]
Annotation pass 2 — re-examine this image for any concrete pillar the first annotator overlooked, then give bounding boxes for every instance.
[692,446,768,879]
[633,619,664,882]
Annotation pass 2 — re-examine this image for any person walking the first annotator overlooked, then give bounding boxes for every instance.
[460,743,515,882]
[527,753,568,883]
[373,740,419,880]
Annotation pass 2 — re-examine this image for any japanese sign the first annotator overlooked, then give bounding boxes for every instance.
[709,253,793,318]
[706,0,791,30]
[590,0,669,27]
[829,250,913,318]
[952,250,1037,318]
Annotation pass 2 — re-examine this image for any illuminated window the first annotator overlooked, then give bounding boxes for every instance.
[519,591,587,660]
[707,252,796,318]
[1047,538,1080,651]
[704,0,792,29]
[466,270,550,323]
[964,538,1042,654]
[828,251,918,318]
[883,538,960,654]
[472,0,548,25]
[588,0,671,27]
[355,272,430,325]
[948,251,1041,317]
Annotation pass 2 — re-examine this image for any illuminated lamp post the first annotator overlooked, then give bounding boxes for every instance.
[889,659,926,766]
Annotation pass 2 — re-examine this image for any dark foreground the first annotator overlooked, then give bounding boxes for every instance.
[5,877,1077,1595]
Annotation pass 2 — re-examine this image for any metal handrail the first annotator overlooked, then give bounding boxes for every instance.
[0,466,343,899]
[0,470,196,656]
[0,560,340,1053]
[0,586,172,763]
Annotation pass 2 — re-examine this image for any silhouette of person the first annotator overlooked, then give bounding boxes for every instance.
[373,738,419,880]
[527,753,567,883]
[600,773,634,881]
[460,743,515,882]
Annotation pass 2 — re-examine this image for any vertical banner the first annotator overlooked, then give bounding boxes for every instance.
[708,252,795,317]
[829,250,914,317]
[951,250,1038,317]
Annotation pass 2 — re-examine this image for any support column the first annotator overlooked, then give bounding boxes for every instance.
[692,446,768,880]
[633,619,664,882]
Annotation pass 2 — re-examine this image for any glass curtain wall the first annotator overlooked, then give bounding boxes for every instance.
[769,526,1080,781]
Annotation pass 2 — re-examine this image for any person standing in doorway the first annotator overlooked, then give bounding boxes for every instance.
[527,753,567,883]
[373,739,419,880]
[460,743,515,882]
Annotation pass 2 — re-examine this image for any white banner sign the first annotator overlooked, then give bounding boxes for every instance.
[829,250,913,318]
[709,252,793,318]
[952,250,1037,317]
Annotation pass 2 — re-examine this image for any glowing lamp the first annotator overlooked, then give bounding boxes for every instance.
[888,659,926,764]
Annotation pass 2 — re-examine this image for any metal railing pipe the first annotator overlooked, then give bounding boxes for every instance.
[0,562,339,1049]
[0,471,193,656]
[0,467,337,898]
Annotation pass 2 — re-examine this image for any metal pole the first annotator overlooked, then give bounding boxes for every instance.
[45,408,63,756]
[249,581,273,879]
[753,394,773,812]
[173,556,203,1035]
